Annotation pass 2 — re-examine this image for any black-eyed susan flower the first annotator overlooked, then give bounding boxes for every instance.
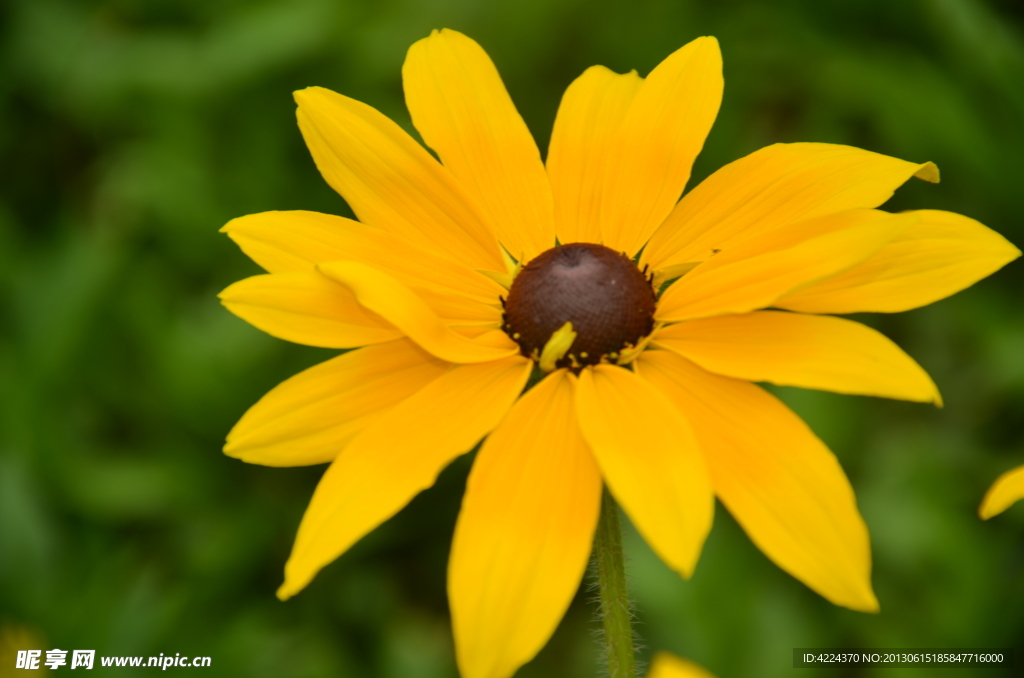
[980,465,1024,519]
[219,29,1020,678]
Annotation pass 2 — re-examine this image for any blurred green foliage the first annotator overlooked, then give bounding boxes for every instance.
[1,0,1022,676]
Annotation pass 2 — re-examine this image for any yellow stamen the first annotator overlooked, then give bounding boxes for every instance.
[538,322,576,372]
[616,323,663,365]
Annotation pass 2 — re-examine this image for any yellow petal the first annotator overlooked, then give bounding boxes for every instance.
[546,66,643,245]
[600,37,723,256]
[224,211,502,326]
[450,370,601,678]
[575,365,713,577]
[636,351,878,612]
[317,261,517,363]
[643,142,939,272]
[403,29,554,261]
[647,653,717,678]
[979,464,1024,519]
[294,86,504,271]
[222,210,504,299]
[655,209,914,323]
[778,210,1022,313]
[653,311,941,404]
[225,339,448,466]
[219,271,401,348]
[278,355,532,599]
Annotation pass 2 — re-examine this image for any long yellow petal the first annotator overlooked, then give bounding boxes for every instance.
[317,261,517,363]
[653,311,941,404]
[575,365,713,578]
[636,351,878,612]
[225,340,449,467]
[403,29,554,261]
[546,66,642,245]
[294,87,504,271]
[222,210,504,299]
[450,370,601,678]
[655,209,914,323]
[647,653,717,678]
[224,211,503,326]
[600,37,723,256]
[643,142,939,272]
[778,210,1022,313]
[979,464,1024,519]
[219,271,400,348]
[278,355,532,599]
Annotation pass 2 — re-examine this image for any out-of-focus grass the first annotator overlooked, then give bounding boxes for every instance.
[0,1,1021,676]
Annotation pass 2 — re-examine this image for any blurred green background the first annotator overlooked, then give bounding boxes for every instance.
[1,0,1022,676]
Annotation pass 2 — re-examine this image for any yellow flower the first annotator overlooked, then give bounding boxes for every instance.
[980,465,1024,519]
[647,653,717,678]
[219,29,1019,678]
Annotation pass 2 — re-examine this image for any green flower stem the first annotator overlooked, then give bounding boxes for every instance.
[594,486,637,678]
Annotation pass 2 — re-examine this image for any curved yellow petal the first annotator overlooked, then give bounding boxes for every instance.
[317,261,517,363]
[600,37,723,256]
[653,311,941,404]
[224,210,503,326]
[979,464,1024,519]
[294,86,504,271]
[655,209,914,323]
[450,370,601,678]
[403,29,554,261]
[778,210,1022,314]
[222,210,504,299]
[643,142,939,271]
[576,365,713,578]
[219,271,400,348]
[225,340,448,467]
[546,66,643,245]
[636,351,878,612]
[278,355,532,599]
[647,653,717,678]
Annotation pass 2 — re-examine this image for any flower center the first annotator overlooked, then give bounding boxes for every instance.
[502,243,656,370]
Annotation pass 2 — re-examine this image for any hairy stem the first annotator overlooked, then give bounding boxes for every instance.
[594,487,637,678]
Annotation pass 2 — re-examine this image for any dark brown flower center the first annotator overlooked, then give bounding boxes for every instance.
[502,243,656,370]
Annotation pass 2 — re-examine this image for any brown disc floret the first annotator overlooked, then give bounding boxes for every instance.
[503,243,657,370]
